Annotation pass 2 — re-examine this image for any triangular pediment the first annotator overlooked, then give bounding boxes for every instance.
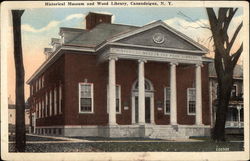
[109,21,208,53]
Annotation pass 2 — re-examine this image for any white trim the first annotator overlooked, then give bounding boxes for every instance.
[59,84,62,114]
[164,87,170,115]
[49,90,52,116]
[108,42,205,54]
[39,101,41,118]
[232,83,238,97]
[54,87,57,115]
[41,99,44,118]
[187,88,196,115]
[45,92,48,117]
[78,82,94,114]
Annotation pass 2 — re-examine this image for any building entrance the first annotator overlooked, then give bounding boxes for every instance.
[132,79,154,124]
[135,97,151,123]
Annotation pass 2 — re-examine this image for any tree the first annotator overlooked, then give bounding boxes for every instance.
[12,10,26,152]
[206,8,243,141]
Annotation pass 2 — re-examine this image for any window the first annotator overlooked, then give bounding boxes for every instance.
[49,90,52,116]
[135,80,151,90]
[79,83,94,113]
[54,88,57,115]
[36,103,38,118]
[38,78,41,90]
[187,88,196,115]
[42,75,44,88]
[226,108,238,121]
[36,81,39,92]
[116,85,121,113]
[107,85,121,113]
[59,84,62,114]
[231,84,237,98]
[41,100,44,118]
[39,101,41,118]
[45,92,47,117]
[164,87,170,114]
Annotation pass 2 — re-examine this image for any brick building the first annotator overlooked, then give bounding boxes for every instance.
[27,12,212,139]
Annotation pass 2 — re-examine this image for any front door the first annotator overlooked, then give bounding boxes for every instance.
[135,96,151,123]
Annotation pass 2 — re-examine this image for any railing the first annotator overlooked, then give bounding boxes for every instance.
[225,121,244,128]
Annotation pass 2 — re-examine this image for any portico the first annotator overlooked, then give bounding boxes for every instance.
[103,46,205,127]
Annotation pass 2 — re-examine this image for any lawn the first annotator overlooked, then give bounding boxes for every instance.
[8,134,244,152]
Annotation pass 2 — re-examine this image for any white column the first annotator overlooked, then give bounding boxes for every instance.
[195,63,203,125]
[131,95,135,124]
[170,62,178,125]
[138,59,146,125]
[108,57,117,125]
[237,106,241,127]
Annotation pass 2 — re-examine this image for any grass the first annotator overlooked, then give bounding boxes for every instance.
[9,136,244,152]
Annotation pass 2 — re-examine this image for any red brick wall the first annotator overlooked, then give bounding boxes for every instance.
[30,55,66,127]
[64,52,109,125]
[32,52,211,126]
[175,64,210,125]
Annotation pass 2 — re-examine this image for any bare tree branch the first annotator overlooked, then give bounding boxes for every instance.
[231,43,243,68]
[177,11,210,30]
[227,21,243,53]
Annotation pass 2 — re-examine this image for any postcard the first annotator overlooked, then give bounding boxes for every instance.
[1,1,249,161]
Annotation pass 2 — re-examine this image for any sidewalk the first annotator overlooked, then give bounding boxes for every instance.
[10,134,204,144]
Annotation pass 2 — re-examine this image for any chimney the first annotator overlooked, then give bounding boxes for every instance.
[85,12,112,30]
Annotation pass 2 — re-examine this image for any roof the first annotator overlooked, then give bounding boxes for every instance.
[209,62,243,79]
[64,23,139,47]
[27,20,209,84]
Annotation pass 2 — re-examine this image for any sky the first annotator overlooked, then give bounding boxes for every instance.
[7,7,243,103]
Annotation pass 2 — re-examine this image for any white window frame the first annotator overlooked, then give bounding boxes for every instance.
[36,81,39,92]
[41,99,44,118]
[38,78,40,90]
[187,88,196,115]
[231,84,238,97]
[107,84,121,114]
[116,85,121,114]
[39,101,41,118]
[49,90,52,116]
[42,75,44,88]
[79,83,94,114]
[54,87,57,115]
[59,84,62,114]
[164,87,170,115]
[45,92,48,117]
[36,102,39,118]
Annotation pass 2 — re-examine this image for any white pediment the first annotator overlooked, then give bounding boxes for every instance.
[108,21,208,54]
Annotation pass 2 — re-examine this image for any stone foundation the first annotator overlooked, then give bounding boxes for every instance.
[35,124,211,139]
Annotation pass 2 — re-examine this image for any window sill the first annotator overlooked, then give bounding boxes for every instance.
[187,113,196,116]
[79,112,94,114]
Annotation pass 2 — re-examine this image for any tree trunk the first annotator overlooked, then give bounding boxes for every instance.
[212,71,233,141]
[12,10,26,152]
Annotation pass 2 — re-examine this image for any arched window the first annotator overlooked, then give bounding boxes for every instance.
[133,79,153,91]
